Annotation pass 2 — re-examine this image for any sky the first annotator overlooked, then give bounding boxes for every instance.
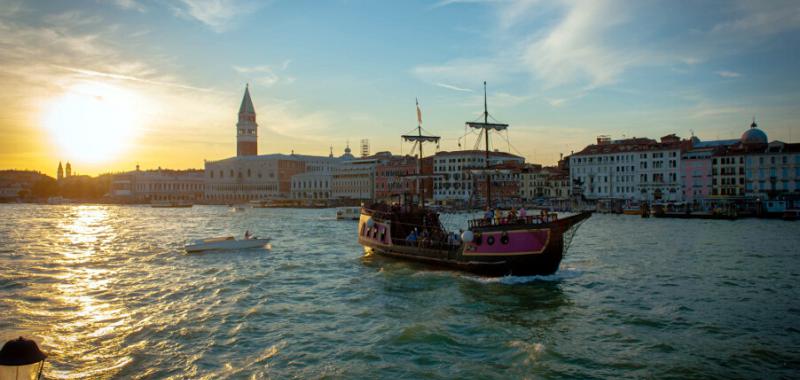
[1,0,799,176]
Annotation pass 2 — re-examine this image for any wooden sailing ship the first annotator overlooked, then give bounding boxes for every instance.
[357,83,591,276]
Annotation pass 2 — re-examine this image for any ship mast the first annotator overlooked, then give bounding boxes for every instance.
[402,99,440,208]
[465,82,508,210]
[483,82,491,208]
[417,113,424,207]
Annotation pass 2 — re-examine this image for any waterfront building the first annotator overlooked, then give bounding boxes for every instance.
[744,141,800,197]
[0,183,24,201]
[473,160,525,205]
[681,138,739,203]
[289,150,345,201]
[518,164,546,200]
[204,86,352,203]
[205,154,299,202]
[110,167,205,203]
[331,156,378,202]
[709,120,800,199]
[519,166,571,201]
[432,150,524,205]
[569,135,686,202]
[374,153,418,202]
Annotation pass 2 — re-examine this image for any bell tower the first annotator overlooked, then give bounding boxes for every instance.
[237,84,258,156]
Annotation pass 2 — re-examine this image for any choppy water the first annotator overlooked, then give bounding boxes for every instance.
[1,205,799,379]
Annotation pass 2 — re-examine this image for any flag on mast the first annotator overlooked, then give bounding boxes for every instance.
[416,98,422,126]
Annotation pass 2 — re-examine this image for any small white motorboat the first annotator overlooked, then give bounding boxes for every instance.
[185,236,271,253]
[336,206,360,220]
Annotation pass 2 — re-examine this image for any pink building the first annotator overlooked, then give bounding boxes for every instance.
[681,139,738,203]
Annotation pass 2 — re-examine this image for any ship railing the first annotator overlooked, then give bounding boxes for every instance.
[467,214,558,229]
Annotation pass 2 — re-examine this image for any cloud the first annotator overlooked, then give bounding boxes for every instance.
[419,0,800,100]
[412,58,511,87]
[54,66,215,92]
[233,62,293,87]
[709,1,800,38]
[435,82,473,92]
[520,0,639,89]
[107,0,146,12]
[430,0,501,9]
[716,70,742,78]
[172,0,262,33]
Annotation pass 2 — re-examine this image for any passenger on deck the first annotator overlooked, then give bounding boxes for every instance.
[508,208,517,223]
[406,229,418,243]
[494,209,502,225]
[519,206,527,219]
[420,229,430,246]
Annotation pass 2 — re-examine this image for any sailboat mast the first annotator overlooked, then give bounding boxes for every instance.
[484,81,491,209]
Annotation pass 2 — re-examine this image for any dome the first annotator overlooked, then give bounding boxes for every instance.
[740,120,767,145]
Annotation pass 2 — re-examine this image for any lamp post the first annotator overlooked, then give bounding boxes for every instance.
[0,337,47,380]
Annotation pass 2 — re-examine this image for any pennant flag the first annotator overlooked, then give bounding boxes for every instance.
[416,98,422,126]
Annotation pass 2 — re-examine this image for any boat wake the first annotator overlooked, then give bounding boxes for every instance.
[459,267,584,285]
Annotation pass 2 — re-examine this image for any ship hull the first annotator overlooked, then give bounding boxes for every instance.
[358,210,591,277]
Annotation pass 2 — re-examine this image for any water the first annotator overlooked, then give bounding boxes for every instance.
[1,205,799,379]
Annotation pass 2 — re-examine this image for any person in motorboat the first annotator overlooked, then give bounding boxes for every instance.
[244,230,252,240]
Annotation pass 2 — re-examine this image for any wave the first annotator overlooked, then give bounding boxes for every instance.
[459,267,584,284]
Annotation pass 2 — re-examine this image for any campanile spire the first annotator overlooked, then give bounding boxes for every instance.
[237,84,258,156]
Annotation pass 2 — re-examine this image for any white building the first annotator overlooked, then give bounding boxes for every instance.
[745,141,800,197]
[110,167,205,203]
[331,153,377,201]
[569,135,685,202]
[432,150,524,204]
[290,149,350,200]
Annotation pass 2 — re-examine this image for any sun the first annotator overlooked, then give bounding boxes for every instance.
[43,82,143,163]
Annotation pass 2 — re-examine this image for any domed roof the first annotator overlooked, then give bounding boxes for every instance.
[740,119,767,145]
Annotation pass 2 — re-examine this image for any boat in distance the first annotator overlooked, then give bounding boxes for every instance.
[185,236,271,253]
[336,207,361,220]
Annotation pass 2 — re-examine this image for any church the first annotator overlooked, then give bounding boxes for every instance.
[203,85,354,203]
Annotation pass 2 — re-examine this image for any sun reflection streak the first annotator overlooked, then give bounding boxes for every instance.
[44,206,135,379]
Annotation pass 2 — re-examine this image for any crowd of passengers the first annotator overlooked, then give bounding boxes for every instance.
[474,206,556,227]
[403,227,463,248]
